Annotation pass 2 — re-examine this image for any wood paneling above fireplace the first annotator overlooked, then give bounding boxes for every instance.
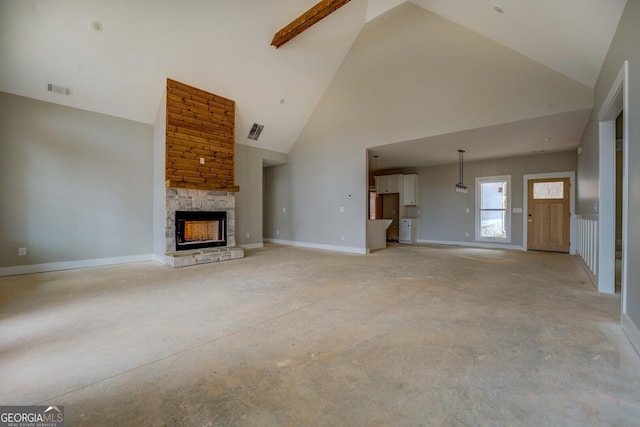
[165,79,239,192]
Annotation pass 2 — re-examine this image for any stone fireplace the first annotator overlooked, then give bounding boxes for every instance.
[156,79,243,267]
[164,188,243,267]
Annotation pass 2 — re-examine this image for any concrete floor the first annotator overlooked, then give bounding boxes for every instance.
[1,244,639,426]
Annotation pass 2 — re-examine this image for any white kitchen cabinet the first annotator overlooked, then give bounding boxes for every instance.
[403,174,418,206]
[399,218,416,243]
[375,174,403,194]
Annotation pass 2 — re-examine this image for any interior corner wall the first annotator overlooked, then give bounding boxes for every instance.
[0,91,153,268]
[577,0,640,343]
[405,151,576,247]
[234,144,287,248]
[153,88,167,257]
[264,139,367,251]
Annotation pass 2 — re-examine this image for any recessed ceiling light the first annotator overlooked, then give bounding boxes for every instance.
[493,4,505,14]
[87,20,103,32]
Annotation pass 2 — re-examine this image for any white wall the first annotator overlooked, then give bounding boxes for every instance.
[0,92,153,268]
[264,3,593,252]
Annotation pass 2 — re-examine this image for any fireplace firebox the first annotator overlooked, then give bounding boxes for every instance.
[175,211,227,251]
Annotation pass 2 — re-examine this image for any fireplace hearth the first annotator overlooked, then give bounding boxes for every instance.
[175,211,226,251]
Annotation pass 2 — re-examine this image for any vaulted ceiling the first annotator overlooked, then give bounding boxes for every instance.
[0,0,627,164]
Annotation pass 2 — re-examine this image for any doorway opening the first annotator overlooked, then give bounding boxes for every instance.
[369,190,382,220]
[615,112,624,294]
[598,61,628,305]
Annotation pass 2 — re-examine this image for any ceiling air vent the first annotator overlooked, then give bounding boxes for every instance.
[47,83,72,96]
[247,123,264,141]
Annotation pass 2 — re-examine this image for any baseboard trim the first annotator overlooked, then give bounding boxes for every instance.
[0,254,155,277]
[241,243,265,250]
[622,313,640,356]
[264,238,366,255]
[416,239,523,251]
[575,253,598,290]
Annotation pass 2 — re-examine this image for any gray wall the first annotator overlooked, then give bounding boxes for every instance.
[263,163,291,242]
[0,90,287,267]
[0,91,153,267]
[235,144,287,247]
[152,89,166,257]
[406,151,576,247]
[577,0,640,332]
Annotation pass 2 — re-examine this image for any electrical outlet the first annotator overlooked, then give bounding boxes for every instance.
[246,233,250,239]
[282,207,286,213]
[341,235,345,241]
[465,232,469,237]
[276,229,280,236]
[339,206,345,213]
[18,247,27,256]
[200,158,205,165]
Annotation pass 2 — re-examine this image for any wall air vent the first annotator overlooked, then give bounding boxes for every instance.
[47,83,72,96]
[247,123,264,141]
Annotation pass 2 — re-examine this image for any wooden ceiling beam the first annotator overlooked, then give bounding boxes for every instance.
[271,0,352,48]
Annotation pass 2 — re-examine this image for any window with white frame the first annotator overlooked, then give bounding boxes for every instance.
[475,175,511,242]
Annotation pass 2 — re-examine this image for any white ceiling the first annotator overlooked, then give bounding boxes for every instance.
[0,0,367,154]
[408,0,627,88]
[369,108,593,170]
[0,0,628,164]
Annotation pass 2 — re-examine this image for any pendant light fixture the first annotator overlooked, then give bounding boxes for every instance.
[455,149,468,193]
